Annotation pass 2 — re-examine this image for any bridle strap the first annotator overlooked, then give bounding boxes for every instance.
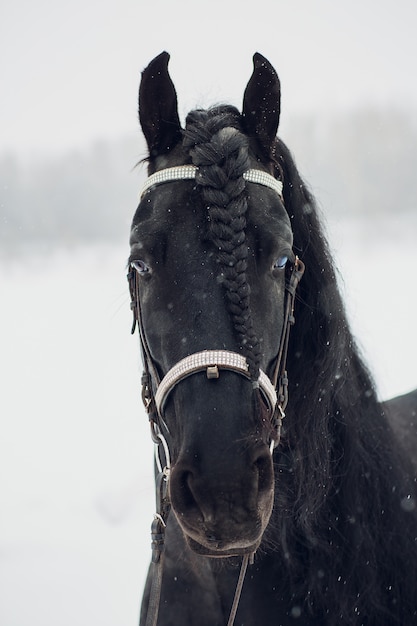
[272,257,305,408]
[227,553,253,626]
[154,350,277,416]
[261,256,304,447]
[139,165,283,200]
[128,266,159,417]
[145,466,170,626]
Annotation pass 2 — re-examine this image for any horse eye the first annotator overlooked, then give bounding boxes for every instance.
[273,255,289,270]
[132,260,150,275]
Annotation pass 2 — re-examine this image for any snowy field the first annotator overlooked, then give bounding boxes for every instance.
[1,213,416,626]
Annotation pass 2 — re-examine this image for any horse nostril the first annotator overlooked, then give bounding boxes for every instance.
[253,449,274,495]
[170,466,202,519]
[179,471,196,509]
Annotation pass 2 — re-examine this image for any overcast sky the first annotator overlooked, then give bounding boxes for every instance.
[1,0,416,156]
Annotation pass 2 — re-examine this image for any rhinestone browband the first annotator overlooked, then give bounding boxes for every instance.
[139,165,283,200]
[154,350,277,416]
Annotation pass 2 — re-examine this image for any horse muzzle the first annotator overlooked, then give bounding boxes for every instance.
[168,441,274,557]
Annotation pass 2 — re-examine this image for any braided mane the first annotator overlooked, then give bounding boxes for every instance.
[183,106,261,381]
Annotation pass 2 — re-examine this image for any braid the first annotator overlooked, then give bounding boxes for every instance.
[183,107,262,381]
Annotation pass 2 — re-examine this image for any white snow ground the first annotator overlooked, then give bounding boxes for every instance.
[1,213,416,626]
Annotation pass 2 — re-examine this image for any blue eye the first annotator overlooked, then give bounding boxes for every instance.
[273,255,289,270]
[132,260,150,275]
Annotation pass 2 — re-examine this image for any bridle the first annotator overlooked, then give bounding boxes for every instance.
[129,165,304,442]
[128,165,304,626]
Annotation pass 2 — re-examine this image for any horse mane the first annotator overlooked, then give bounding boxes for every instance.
[271,138,417,621]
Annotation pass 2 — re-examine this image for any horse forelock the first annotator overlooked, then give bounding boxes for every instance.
[182,106,262,381]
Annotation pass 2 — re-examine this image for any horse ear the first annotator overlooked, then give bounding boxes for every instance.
[139,51,182,157]
[242,53,281,157]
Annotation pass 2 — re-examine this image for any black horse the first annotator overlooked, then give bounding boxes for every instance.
[129,52,417,625]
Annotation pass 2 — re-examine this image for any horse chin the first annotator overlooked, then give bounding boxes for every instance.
[186,535,262,559]
[177,515,268,558]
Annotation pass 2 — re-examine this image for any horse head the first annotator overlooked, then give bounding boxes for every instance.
[129,52,302,558]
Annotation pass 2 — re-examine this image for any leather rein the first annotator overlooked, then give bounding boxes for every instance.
[128,165,304,626]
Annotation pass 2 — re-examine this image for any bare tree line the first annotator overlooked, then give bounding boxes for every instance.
[1,109,416,255]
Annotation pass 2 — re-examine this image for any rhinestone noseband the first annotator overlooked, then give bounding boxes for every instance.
[154,350,277,416]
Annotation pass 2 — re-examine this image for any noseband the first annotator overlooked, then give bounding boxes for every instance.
[155,350,277,417]
[128,165,304,626]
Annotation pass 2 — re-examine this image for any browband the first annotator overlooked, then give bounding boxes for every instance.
[139,165,283,200]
